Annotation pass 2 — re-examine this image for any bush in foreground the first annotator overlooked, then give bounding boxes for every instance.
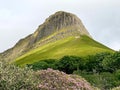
[36,68,98,90]
[0,60,39,90]
[0,59,98,90]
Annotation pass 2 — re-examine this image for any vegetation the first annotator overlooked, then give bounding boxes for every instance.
[0,60,39,90]
[15,35,113,66]
[112,86,120,90]
[57,56,85,74]
[27,59,57,70]
[1,11,117,90]
[102,51,120,72]
[36,68,97,90]
[0,59,97,90]
[27,51,120,90]
[1,51,120,90]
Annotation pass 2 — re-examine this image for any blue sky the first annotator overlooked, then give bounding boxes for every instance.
[0,0,120,52]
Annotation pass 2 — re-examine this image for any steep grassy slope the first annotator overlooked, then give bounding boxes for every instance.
[14,35,113,66]
[0,11,91,62]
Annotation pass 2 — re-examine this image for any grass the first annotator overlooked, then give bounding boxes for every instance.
[14,35,113,66]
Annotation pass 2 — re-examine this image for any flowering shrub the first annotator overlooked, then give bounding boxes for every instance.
[0,59,99,90]
[36,68,98,90]
[0,60,39,90]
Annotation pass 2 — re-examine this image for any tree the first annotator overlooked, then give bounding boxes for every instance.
[102,51,120,72]
[57,56,84,74]
[85,52,111,73]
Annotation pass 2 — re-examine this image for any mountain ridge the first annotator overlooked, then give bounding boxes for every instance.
[0,11,92,61]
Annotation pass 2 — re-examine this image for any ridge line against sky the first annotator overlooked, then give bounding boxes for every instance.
[0,0,120,52]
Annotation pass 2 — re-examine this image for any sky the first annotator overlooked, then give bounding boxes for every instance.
[0,0,120,52]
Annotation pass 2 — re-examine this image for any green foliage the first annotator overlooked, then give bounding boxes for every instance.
[73,51,120,90]
[27,52,112,74]
[74,71,120,90]
[102,51,120,72]
[27,56,85,74]
[27,51,120,90]
[0,60,39,90]
[27,52,120,75]
[85,52,111,73]
[57,56,85,74]
[115,69,120,80]
[27,59,57,70]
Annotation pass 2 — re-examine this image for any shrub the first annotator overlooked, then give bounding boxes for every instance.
[36,68,97,90]
[85,52,111,73]
[115,69,120,80]
[74,70,120,90]
[0,60,39,90]
[0,59,98,90]
[57,56,85,74]
[27,59,57,70]
[28,56,85,74]
[102,51,120,72]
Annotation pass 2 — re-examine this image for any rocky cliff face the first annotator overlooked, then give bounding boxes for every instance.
[0,11,91,61]
[33,11,91,42]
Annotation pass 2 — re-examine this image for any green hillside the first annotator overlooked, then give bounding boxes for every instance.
[14,35,113,66]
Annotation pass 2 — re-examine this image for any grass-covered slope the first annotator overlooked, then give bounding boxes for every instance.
[15,35,113,66]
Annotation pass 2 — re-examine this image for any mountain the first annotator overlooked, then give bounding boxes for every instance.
[0,11,91,61]
[0,11,113,65]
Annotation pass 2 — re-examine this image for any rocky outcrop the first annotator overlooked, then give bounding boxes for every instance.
[0,11,91,61]
[33,11,91,42]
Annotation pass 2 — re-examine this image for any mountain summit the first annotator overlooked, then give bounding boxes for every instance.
[0,11,91,61]
[33,11,91,42]
[0,11,112,63]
